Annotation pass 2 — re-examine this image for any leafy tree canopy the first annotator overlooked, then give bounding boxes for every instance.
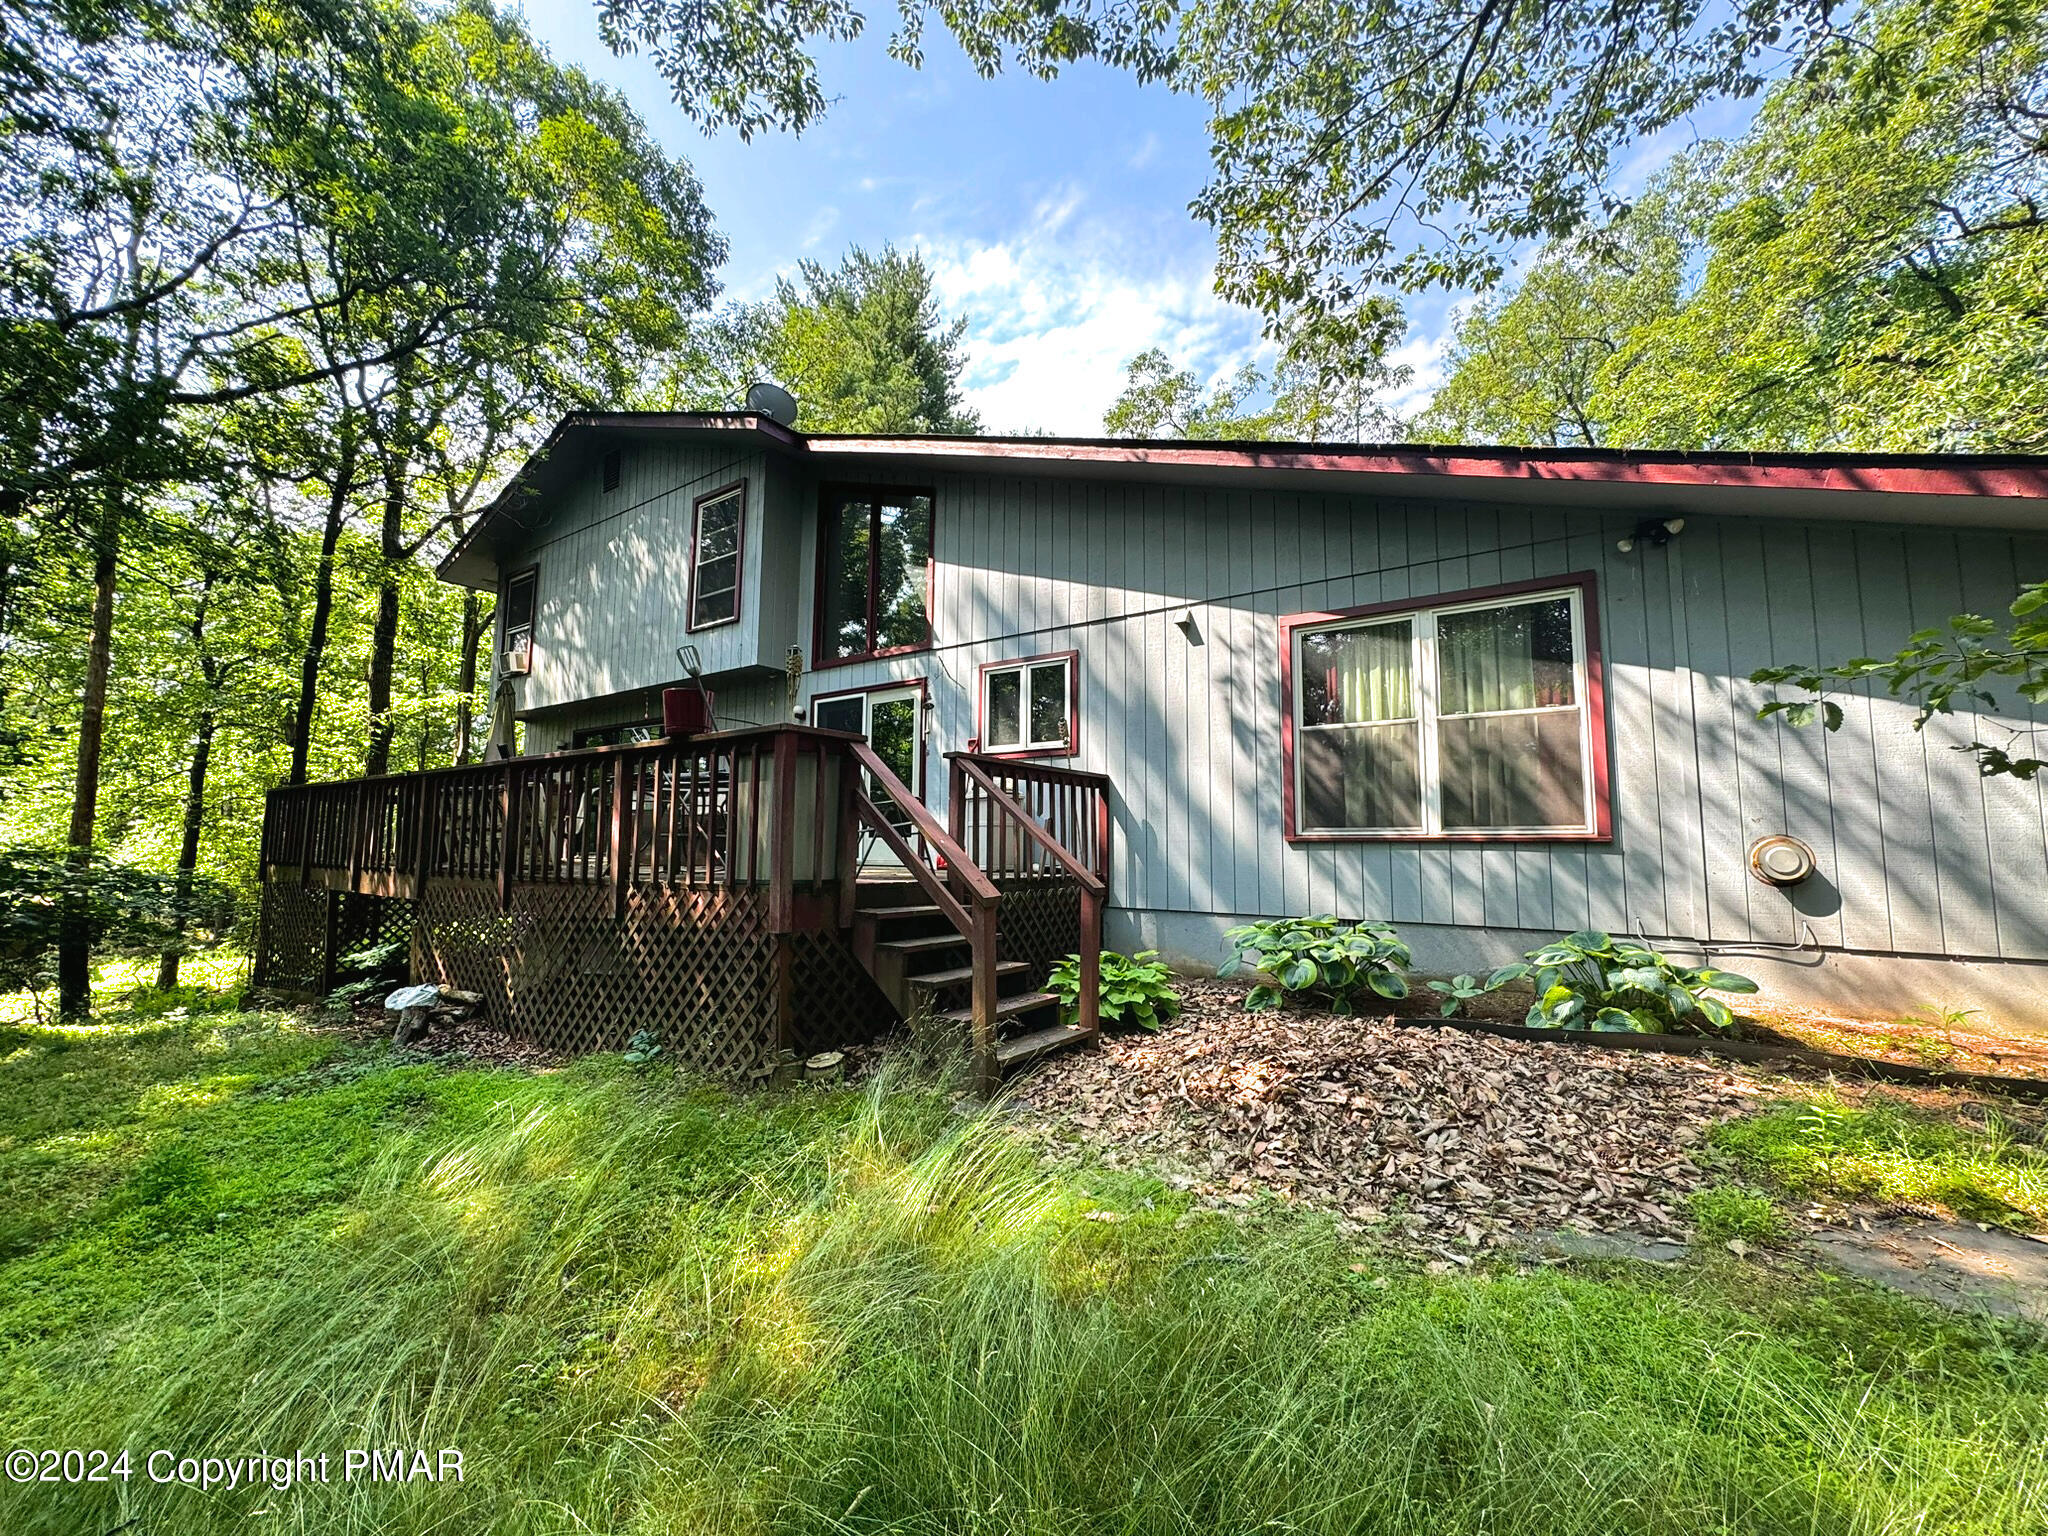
[672,245,981,433]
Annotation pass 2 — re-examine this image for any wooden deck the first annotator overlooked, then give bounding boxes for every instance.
[254,725,1111,1086]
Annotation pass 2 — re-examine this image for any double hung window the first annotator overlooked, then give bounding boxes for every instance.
[1289,582,1602,837]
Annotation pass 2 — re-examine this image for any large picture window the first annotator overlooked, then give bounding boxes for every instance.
[688,482,744,631]
[1283,578,1608,840]
[817,488,934,662]
[978,652,1076,756]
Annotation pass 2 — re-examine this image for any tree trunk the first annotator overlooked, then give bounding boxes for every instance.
[363,573,399,776]
[454,591,485,765]
[362,454,408,778]
[58,503,121,1018]
[287,428,357,786]
[156,705,216,990]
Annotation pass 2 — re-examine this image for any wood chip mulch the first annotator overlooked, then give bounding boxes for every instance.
[1014,980,1770,1255]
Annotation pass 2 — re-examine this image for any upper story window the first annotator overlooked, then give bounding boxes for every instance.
[979,652,1076,756]
[1283,577,1609,840]
[500,568,538,675]
[817,488,933,663]
[688,482,745,631]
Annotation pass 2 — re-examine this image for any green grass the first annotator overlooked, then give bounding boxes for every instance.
[2,979,2047,1533]
[1688,1182,1790,1246]
[1709,1090,2048,1231]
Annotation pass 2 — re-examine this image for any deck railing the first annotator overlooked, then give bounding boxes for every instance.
[261,725,857,930]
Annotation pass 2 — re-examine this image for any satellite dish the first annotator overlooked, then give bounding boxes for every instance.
[745,381,798,427]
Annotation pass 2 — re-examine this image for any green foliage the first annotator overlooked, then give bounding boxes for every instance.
[1103,307,1413,442]
[1424,969,1527,1018]
[1219,915,1410,1013]
[1687,1183,1789,1247]
[1753,578,2048,779]
[4,984,2048,1532]
[0,849,237,995]
[672,245,979,432]
[1710,1091,2048,1231]
[1047,949,1181,1031]
[1484,931,1757,1035]
[622,1027,664,1066]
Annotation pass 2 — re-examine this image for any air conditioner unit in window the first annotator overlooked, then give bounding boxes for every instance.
[501,638,531,676]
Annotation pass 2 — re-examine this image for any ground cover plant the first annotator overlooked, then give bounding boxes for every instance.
[1219,915,1410,1012]
[2,968,2047,1534]
[1047,948,1181,1030]
[1710,1089,2048,1232]
[1479,930,1759,1034]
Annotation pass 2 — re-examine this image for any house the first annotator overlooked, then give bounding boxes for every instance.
[255,412,2048,1078]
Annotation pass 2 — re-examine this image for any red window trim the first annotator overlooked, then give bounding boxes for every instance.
[685,479,746,633]
[969,649,1080,760]
[811,483,937,670]
[1278,571,1613,844]
[808,675,931,797]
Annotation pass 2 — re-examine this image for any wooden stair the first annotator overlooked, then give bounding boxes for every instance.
[839,744,1113,1091]
[852,888,1067,1063]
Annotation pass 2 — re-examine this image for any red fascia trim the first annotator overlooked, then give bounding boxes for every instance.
[810,483,938,670]
[970,649,1081,760]
[805,436,2048,499]
[809,675,932,797]
[685,479,746,633]
[1278,571,1614,844]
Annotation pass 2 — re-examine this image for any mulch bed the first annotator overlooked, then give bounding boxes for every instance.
[324,1001,568,1072]
[1014,980,1771,1257]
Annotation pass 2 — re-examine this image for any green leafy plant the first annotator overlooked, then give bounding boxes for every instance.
[1048,950,1181,1032]
[323,941,409,1012]
[1484,931,1757,1034]
[1425,968,1532,1018]
[622,1029,664,1067]
[1219,917,1409,1014]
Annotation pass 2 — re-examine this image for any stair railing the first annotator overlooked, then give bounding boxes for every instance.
[843,739,1004,1091]
[948,754,1110,1040]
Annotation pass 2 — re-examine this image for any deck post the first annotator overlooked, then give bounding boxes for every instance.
[1078,885,1103,1039]
[497,765,516,911]
[969,896,999,1095]
[609,757,629,922]
[346,780,366,893]
[767,728,798,933]
[835,741,861,927]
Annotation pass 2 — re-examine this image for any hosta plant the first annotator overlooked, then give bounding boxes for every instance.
[1048,950,1181,1031]
[1219,916,1410,1014]
[1486,930,1758,1035]
[1425,968,1529,1017]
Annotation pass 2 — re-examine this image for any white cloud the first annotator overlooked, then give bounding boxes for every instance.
[800,205,840,250]
[1127,132,1160,170]
[920,190,1271,434]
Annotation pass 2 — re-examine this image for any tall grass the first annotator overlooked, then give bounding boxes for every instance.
[3,1042,2046,1534]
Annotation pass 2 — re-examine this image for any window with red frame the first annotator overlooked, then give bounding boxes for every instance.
[818,489,933,661]
[1291,584,1599,836]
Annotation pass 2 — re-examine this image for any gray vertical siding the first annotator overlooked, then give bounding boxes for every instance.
[506,453,2048,965]
[791,469,2048,965]
[496,437,795,712]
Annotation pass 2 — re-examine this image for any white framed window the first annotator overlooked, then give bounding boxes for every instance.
[687,482,744,631]
[978,652,1075,755]
[500,568,538,675]
[1286,581,1605,838]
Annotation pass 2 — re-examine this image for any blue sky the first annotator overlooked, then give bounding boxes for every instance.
[520,2,1757,435]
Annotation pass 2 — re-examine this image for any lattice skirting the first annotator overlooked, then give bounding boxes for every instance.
[255,886,414,994]
[408,880,896,1074]
[993,877,1082,990]
[255,885,330,993]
